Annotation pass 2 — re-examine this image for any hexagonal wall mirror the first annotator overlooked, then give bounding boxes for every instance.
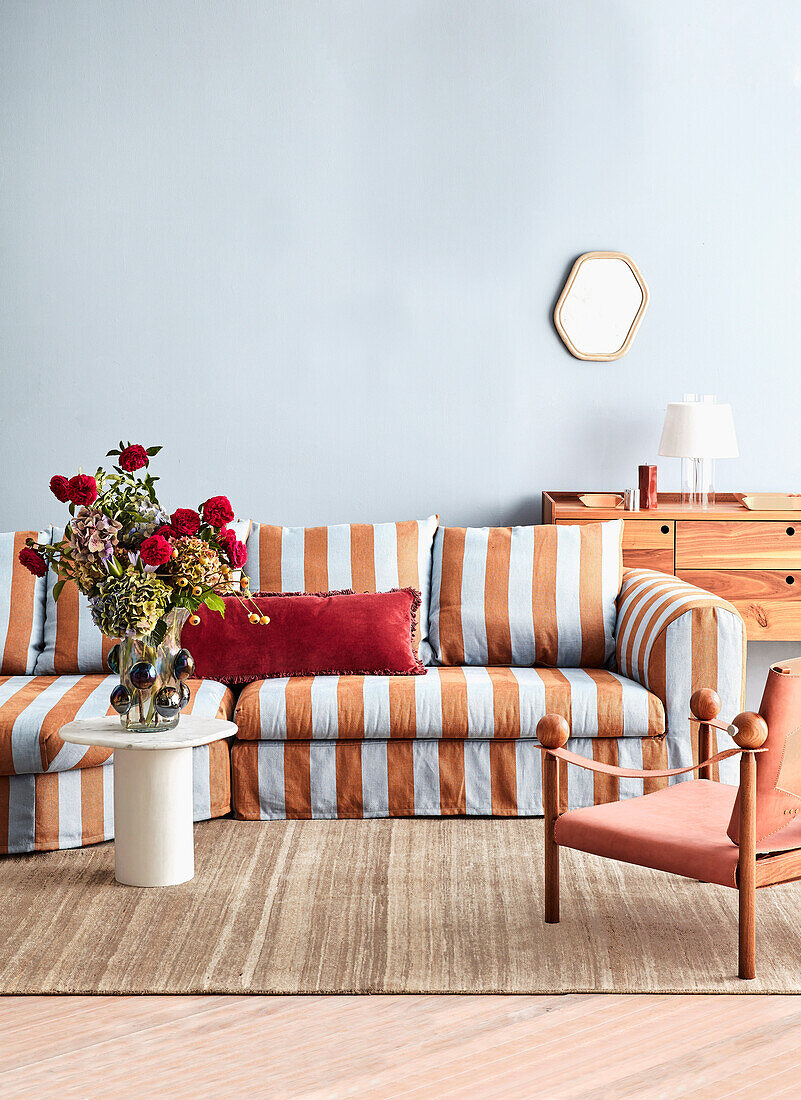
[553,251,649,361]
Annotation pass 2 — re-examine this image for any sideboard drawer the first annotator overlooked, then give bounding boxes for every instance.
[676,521,801,569]
[557,518,674,573]
[677,569,801,640]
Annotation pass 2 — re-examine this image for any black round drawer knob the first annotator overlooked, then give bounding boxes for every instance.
[661,524,670,534]
[787,576,796,585]
[787,527,796,536]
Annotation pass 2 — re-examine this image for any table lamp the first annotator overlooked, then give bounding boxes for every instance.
[658,400,738,508]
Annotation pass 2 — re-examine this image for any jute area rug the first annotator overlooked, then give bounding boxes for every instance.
[3,818,801,994]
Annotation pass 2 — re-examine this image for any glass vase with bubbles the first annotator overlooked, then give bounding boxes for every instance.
[108,609,195,732]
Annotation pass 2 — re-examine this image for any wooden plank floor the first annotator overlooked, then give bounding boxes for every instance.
[2,995,801,1098]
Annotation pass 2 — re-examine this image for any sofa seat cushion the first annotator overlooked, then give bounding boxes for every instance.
[555,779,740,888]
[234,666,664,742]
[0,675,235,776]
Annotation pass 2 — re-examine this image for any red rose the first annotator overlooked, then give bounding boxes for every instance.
[119,445,149,472]
[19,547,47,577]
[49,475,71,503]
[201,495,234,528]
[68,474,98,506]
[170,508,201,536]
[139,534,172,568]
[219,528,247,568]
[155,524,174,539]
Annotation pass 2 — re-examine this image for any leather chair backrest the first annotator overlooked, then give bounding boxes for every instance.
[729,657,801,853]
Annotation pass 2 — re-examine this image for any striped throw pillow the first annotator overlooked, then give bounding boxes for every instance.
[36,520,252,674]
[429,521,623,668]
[243,517,439,663]
[0,531,49,674]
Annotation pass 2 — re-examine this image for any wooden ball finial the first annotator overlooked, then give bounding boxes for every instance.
[537,714,570,750]
[691,688,721,722]
[732,712,768,750]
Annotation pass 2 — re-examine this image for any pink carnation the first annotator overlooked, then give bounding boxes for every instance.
[68,474,98,506]
[49,475,71,503]
[170,508,201,536]
[201,495,234,528]
[219,527,247,568]
[19,547,47,577]
[139,534,172,568]
[119,445,149,472]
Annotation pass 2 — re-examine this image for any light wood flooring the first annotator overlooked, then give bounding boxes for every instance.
[2,994,801,1098]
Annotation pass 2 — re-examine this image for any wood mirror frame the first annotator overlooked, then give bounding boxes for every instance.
[553,251,649,361]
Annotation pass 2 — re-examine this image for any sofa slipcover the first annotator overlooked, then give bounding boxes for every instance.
[231,735,674,820]
[0,675,235,774]
[0,675,235,853]
[0,748,232,855]
[234,666,664,742]
[231,567,747,821]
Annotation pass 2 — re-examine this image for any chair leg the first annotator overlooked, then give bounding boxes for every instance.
[738,870,756,980]
[738,750,757,980]
[544,753,560,923]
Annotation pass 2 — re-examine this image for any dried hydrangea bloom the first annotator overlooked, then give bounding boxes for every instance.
[164,536,225,590]
[91,571,170,638]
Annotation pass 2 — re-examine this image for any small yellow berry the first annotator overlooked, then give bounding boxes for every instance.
[177,577,188,588]
[192,585,202,596]
[240,577,249,590]
[248,612,260,624]
[171,549,178,559]
[190,614,201,626]
[260,615,270,625]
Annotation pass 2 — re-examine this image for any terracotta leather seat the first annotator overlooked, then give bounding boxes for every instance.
[555,779,740,887]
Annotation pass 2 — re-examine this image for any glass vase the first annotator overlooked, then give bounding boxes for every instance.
[108,609,195,732]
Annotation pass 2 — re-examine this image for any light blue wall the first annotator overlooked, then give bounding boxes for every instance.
[2,0,800,703]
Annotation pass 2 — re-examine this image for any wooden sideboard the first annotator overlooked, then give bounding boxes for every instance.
[542,492,801,641]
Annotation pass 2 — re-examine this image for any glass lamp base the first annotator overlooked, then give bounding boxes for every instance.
[681,457,715,509]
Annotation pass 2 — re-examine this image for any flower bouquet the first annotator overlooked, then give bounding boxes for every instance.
[21,443,268,731]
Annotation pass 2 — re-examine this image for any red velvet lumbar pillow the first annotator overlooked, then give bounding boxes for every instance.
[181,588,426,684]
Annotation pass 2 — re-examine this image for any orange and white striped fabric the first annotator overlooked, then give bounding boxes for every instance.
[0,675,235,852]
[234,667,664,743]
[0,674,235,775]
[0,531,49,674]
[231,734,670,820]
[0,742,231,854]
[616,568,747,784]
[244,517,439,661]
[429,522,623,668]
[36,521,251,674]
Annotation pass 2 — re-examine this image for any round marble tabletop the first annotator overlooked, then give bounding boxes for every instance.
[59,716,237,752]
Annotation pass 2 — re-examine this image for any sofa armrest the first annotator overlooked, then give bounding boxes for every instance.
[615,569,747,768]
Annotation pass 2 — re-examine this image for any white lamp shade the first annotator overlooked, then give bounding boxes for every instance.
[658,402,739,459]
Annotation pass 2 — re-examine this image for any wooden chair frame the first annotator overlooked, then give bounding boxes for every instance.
[538,692,782,980]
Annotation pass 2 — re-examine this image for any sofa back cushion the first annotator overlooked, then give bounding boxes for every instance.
[429,521,623,668]
[36,520,252,674]
[0,530,49,674]
[244,517,439,663]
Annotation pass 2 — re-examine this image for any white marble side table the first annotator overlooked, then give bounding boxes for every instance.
[60,716,236,887]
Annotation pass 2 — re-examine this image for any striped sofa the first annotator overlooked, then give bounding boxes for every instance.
[230,520,747,822]
[0,517,747,852]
